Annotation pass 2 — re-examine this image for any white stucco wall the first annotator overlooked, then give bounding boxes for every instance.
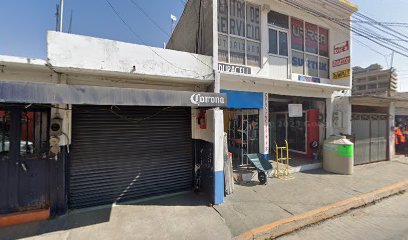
[47,31,214,82]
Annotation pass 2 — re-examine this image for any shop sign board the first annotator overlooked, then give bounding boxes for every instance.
[333,41,349,54]
[298,75,321,83]
[218,63,252,74]
[333,68,351,80]
[288,104,303,117]
[190,93,227,107]
[332,56,350,67]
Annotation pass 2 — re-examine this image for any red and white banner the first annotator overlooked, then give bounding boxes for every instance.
[334,41,349,54]
[332,56,350,67]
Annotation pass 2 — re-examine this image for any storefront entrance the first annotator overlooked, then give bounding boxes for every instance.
[225,109,259,166]
[269,95,324,160]
[0,106,50,214]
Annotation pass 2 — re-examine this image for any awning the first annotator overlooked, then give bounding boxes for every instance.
[0,80,227,107]
[220,89,263,109]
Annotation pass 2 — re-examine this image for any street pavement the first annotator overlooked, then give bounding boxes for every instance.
[0,158,407,240]
[215,158,408,237]
[278,191,408,240]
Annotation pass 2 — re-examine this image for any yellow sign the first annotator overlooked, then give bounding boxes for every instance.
[333,69,350,80]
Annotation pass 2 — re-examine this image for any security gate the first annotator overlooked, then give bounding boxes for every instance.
[69,106,192,209]
[352,113,387,165]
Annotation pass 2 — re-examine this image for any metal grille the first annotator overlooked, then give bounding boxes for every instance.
[69,106,192,209]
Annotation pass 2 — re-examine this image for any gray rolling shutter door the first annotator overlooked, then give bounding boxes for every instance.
[69,106,192,209]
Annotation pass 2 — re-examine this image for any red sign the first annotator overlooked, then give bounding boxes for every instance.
[319,27,329,57]
[332,56,350,67]
[291,18,304,51]
[334,41,349,54]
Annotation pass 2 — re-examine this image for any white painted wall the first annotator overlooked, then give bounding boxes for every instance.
[192,108,214,143]
[47,31,214,82]
[326,92,352,137]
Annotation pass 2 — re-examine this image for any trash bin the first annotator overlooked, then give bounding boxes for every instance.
[323,135,354,174]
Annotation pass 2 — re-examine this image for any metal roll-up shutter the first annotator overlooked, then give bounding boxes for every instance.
[69,106,192,209]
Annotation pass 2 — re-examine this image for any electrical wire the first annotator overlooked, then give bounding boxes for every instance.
[104,0,212,79]
[127,0,214,71]
[278,0,408,58]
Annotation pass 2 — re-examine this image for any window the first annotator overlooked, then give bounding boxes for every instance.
[268,11,289,57]
[291,17,330,78]
[217,0,261,67]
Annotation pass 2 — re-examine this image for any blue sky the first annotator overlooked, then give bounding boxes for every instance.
[1,0,407,90]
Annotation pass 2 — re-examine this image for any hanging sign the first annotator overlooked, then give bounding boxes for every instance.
[332,56,350,67]
[333,68,351,80]
[334,41,349,54]
[298,75,321,83]
[288,104,303,117]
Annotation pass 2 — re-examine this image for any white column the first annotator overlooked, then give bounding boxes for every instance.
[213,108,224,204]
[326,91,352,137]
[388,102,395,160]
[259,93,269,159]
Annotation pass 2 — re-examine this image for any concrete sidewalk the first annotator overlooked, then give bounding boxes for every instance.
[215,158,408,238]
[1,158,408,240]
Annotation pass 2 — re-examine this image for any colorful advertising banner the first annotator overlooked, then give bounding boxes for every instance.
[291,17,304,51]
[319,27,329,57]
[333,68,351,80]
[305,22,318,54]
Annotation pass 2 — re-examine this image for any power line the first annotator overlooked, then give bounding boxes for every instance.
[127,0,214,71]
[278,0,408,58]
[103,0,211,78]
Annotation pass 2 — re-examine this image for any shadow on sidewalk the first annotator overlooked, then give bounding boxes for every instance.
[0,192,208,240]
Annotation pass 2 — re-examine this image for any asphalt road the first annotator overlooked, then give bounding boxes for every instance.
[278,192,408,240]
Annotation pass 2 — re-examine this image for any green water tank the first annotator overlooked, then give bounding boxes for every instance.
[323,135,354,175]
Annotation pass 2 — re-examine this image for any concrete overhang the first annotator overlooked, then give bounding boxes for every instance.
[221,72,350,92]
[351,94,408,107]
[0,80,227,107]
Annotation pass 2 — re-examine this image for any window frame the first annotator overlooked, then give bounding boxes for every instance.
[268,25,289,58]
[217,0,262,67]
[290,17,330,79]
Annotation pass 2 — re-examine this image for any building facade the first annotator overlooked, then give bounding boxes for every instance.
[168,0,356,173]
[0,31,226,219]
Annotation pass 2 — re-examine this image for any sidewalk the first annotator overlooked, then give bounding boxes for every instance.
[215,158,408,238]
[1,158,407,240]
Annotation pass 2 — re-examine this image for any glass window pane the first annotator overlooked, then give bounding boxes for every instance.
[247,40,261,67]
[291,18,304,51]
[230,37,245,65]
[319,27,329,57]
[305,54,319,77]
[246,3,261,40]
[319,57,329,78]
[229,0,245,37]
[279,32,288,56]
[218,34,229,62]
[292,51,304,74]
[269,29,278,54]
[305,22,318,54]
[268,11,289,29]
[218,0,229,33]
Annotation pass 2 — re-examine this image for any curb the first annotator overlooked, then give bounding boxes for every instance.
[234,179,408,240]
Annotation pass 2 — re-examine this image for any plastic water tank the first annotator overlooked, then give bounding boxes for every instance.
[323,135,354,175]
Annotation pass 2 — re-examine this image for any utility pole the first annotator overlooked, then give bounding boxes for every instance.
[390,50,395,68]
[68,9,73,33]
[170,14,177,34]
[59,0,64,32]
[55,4,60,31]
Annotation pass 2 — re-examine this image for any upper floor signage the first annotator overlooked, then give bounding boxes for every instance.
[218,63,252,75]
[334,41,349,54]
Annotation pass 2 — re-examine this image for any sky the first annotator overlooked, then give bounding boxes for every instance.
[0,0,407,90]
